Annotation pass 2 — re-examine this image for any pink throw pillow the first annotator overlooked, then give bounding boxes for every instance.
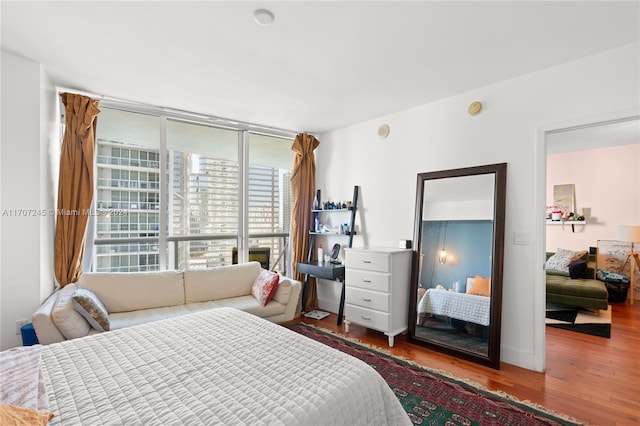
[251,270,280,306]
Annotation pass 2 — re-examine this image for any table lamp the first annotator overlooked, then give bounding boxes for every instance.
[618,225,640,305]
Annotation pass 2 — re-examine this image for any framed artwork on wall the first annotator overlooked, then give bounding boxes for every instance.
[553,184,575,215]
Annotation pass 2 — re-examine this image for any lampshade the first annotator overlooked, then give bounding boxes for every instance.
[618,225,640,243]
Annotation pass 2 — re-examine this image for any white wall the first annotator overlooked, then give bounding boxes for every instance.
[547,143,640,300]
[1,52,57,350]
[316,42,640,371]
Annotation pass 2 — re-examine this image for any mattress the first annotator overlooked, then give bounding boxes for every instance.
[26,308,409,425]
[418,288,491,326]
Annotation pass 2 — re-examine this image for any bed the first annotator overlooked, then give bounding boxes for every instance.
[1,308,410,425]
[417,288,491,326]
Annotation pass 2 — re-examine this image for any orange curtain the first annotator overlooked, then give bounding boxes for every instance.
[291,133,320,311]
[54,93,100,287]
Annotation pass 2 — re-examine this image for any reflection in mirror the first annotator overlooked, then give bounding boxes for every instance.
[408,164,506,369]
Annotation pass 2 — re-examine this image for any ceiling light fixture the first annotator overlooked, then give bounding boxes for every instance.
[253,9,275,25]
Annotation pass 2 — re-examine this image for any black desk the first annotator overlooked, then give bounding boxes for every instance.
[298,262,346,325]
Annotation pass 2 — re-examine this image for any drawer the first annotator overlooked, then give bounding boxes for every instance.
[346,269,390,292]
[345,287,389,312]
[346,251,390,273]
[345,304,390,331]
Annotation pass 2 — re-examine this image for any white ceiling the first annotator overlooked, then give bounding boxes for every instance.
[1,1,639,134]
[546,118,639,154]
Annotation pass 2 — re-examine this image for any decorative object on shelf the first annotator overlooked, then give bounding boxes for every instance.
[330,243,341,261]
[545,203,585,232]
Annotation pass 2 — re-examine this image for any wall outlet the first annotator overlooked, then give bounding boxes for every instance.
[15,319,28,335]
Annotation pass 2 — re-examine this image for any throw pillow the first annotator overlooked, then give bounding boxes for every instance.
[0,404,53,426]
[545,248,588,273]
[72,287,110,332]
[467,275,491,296]
[251,270,280,306]
[568,259,588,279]
[51,284,91,339]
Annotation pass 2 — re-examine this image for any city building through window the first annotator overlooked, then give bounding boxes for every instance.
[90,106,295,273]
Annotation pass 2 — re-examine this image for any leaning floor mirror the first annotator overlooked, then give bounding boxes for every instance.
[407,163,507,369]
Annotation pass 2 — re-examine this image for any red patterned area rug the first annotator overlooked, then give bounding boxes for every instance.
[288,323,582,426]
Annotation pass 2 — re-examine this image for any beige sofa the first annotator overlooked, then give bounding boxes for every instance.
[32,262,301,345]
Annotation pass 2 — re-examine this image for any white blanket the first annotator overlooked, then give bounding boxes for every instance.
[40,308,410,425]
[418,289,491,326]
[0,345,48,411]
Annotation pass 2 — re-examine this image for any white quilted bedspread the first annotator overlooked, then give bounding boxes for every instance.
[418,289,491,326]
[41,308,410,425]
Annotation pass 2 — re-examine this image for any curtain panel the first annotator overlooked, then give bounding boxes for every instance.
[290,133,320,311]
[54,93,100,287]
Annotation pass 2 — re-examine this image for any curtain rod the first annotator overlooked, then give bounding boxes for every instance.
[56,86,300,139]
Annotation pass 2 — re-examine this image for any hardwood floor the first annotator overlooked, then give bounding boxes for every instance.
[291,302,639,425]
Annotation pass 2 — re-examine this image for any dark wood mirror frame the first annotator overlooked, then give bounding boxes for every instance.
[407,163,507,369]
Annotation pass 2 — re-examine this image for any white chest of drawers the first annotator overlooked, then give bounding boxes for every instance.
[343,247,412,347]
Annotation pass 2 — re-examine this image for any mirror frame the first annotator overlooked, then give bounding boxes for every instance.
[407,163,507,369]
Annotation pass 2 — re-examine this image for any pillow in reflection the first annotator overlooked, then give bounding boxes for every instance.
[467,275,491,296]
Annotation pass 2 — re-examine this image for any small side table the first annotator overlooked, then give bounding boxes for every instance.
[298,261,346,325]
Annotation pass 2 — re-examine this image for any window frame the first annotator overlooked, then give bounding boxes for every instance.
[90,100,297,273]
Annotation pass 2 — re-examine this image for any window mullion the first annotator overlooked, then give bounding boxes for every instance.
[238,130,249,263]
[159,115,168,269]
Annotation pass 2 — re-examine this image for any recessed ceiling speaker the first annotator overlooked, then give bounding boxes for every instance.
[253,9,275,25]
[468,101,483,116]
[377,124,390,138]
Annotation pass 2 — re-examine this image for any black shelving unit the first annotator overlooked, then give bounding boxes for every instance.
[298,185,359,325]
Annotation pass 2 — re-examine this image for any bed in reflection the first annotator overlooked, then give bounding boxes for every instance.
[417,288,490,326]
[415,276,491,356]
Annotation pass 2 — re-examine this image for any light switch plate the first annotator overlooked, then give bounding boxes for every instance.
[514,231,530,245]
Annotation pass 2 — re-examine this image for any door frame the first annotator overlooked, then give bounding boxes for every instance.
[534,107,640,372]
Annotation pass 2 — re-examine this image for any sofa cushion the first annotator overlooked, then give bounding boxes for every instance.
[251,270,280,306]
[545,249,587,273]
[51,284,91,340]
[72,287,110,331]
[546,275,609,302]
[109,305,193,330]
[183,262,261,303]
[77,271,185,313]
[196,296,286,318]
[271,277,292,305]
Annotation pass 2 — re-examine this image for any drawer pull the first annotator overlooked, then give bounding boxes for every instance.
[362,260,372,264]
[361,316,371,321]
[362,298,372,302]
[362,279,372,283]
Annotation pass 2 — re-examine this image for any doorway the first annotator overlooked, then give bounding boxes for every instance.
[539,111,640,371]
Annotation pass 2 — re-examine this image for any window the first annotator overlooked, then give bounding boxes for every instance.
[90,105,294,273]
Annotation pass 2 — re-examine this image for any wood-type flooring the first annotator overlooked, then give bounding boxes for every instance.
[290,302,639,425]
